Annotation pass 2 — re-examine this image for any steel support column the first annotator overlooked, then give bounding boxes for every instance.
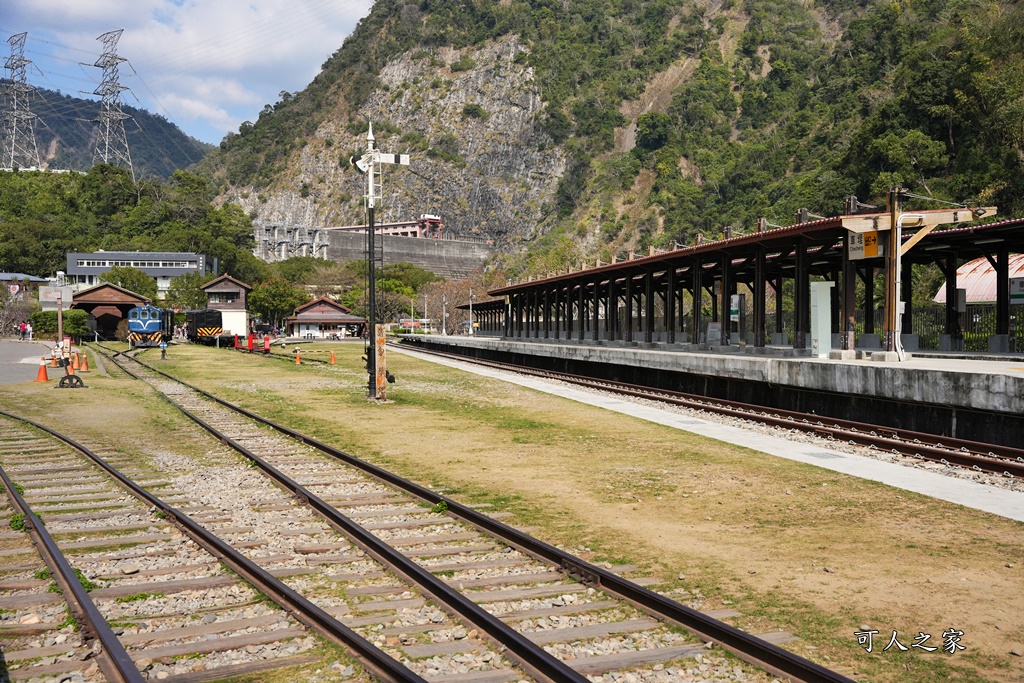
[831,269,842,334]
[665,267,676,344]
[644,270,654,344]
[901,262,914,336]
[593,281,601,341]
[578,283,586,341]
[753,249,766,347]
[543,288,550,339]
[842,237,856,350]
[862,267,875,334]
[691,260,703,344]
[720,256,731,345]
[774,277,784,335]
[794,238,808,349]
[996,247,1010,335]
[941,254,959,338]
[624,276,634,343]
[564,285,573,340]
[608,279,617,341]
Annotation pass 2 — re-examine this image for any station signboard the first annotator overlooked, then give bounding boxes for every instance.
[1011,277,1024,305]
[848,230,883,260]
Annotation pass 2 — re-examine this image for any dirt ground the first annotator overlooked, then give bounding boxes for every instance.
[3,341,1022,683]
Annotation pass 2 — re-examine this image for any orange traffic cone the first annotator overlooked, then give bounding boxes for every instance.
[329,350,336,365]
[34,357,48,383]
[80,351,90,372]
[50,352,57,367]
[295,349,301,365]
[72,351,81,372]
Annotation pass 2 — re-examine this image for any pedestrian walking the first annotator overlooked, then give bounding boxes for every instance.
[18,321,26,341]
[26,322,32,341]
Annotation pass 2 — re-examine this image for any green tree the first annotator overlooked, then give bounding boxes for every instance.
[30,309,90,340]
[248,278,311,327]
[99,266,158,300]
[272,256,334,283]
[166,272,215,311]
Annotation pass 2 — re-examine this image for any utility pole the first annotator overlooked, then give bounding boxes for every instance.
[353,122,409,400]
[88,30,136,181]
[2,32,41,170]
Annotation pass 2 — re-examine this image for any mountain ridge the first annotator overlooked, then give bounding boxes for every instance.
[2,84,213,179]
[201,0,1024,275]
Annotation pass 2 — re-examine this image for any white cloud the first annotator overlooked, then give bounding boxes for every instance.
[2,0,374,144]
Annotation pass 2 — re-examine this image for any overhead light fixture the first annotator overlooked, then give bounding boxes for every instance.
[974,238,1003,245]
[923,244,950,251]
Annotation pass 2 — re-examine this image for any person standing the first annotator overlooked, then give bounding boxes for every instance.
[26,322,32,341]
[18,321,26,341]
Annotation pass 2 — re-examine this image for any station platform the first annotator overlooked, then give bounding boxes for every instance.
[400,335,1024,413]
[397,335,1024,445]
[393,342,1024,523]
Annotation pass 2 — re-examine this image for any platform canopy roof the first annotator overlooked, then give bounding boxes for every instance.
[456,298,504,311]
[488,213,1024,297]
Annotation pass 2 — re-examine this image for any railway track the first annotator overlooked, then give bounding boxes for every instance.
[394,342,1024,480]
[86,344,857,683]
[0,411,419,683]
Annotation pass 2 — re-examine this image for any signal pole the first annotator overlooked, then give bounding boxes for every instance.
[89,29,136,181]
[353,122,409,399]
[2,32,41,170]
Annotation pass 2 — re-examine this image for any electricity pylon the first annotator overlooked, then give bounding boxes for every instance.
[2,32,41,170]
[89,29,135,181]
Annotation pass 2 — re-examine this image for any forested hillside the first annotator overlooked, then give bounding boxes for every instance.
[2,85,212,180]
[0,167,264,281]
[202,0,1023,274]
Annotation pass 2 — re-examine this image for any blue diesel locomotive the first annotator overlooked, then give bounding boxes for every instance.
[127,305,173,347]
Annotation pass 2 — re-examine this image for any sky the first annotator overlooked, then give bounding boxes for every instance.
[2,0,375,145]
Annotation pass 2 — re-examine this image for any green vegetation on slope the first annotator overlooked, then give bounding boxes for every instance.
[0,166,264,281]
[207,0,1024,274]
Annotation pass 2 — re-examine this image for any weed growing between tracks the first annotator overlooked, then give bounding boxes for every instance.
[5,343,1021,683]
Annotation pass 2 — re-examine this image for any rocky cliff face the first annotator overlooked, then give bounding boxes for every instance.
[228,36,566,248]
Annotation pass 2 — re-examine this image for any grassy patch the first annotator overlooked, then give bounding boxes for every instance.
[8,513,25,531]
[115,592,165,603]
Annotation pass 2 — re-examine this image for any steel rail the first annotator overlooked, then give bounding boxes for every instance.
[397,343,1024,478]
[0,425,145,683]
[0,408,426,683]
[103,347,857,683]
[101,348,590,683]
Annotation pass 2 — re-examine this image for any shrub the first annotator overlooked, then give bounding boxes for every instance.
[462,103,488,120]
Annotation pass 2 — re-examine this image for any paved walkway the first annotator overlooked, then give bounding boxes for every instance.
[0,339,53,384]
[393,345,1024,523]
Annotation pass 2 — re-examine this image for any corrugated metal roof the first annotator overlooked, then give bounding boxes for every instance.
[933,253,1024,303]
